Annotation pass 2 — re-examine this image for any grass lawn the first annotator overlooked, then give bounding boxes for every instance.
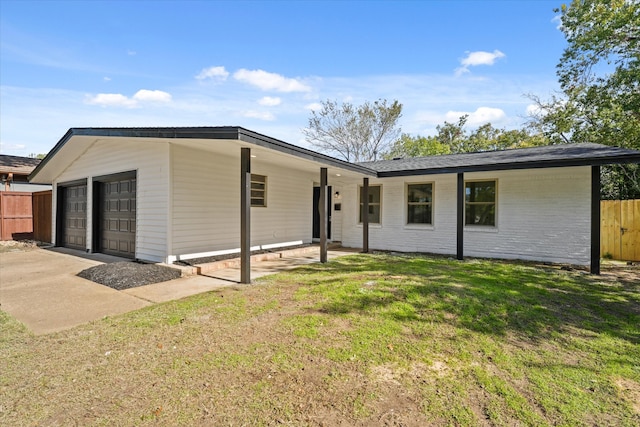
[1,254,639,426]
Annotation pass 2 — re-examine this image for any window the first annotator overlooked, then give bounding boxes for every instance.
[407,183,433,224]
[465,180,496,226]
[359,185,381,224]
[251,174,267,207]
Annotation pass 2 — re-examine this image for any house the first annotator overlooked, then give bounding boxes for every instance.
[28,127,640,280]
[0,155,51,192]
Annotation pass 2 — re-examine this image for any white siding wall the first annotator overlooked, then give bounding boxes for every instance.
[341,166,592,265]
[341,174,458,255]
[171,145,316,258]
[53,139,170,262]
[331,185,343,242]
[463,167,591,264]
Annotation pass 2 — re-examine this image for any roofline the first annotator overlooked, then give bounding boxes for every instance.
[29,128,640,181]
[29,127,378,181]
[376,153,640,177]
[235,127,376,175]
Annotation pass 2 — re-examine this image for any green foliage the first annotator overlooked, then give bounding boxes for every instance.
[384,115,549,159]
[303,99,403,162]
[527,0,640,198]
[384,133,450,159]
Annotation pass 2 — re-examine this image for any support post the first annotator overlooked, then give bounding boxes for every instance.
[362,177,369,253]
[320,168,328,263]
[240,147,251,284]
[457,172,464,260]
[591,165,601,275]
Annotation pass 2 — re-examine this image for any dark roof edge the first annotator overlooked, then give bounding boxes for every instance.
[236,127,377,176]
[29,127,377,181]
[376,154,640,177]
[28,128,76,182]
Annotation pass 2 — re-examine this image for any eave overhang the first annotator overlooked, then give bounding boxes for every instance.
[28,127,377,184]
[376,153,640,177]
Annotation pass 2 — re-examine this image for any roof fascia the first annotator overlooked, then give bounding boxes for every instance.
[28,128,75,182]
[236,127,377,176]
[376,154,640,177]
[29,127,377,181]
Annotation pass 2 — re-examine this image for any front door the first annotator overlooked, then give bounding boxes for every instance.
[312,186,331,240]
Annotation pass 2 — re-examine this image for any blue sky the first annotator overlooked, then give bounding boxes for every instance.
[1,0,566,156]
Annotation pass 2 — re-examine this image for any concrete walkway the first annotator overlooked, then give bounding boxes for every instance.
[0,246,356,335]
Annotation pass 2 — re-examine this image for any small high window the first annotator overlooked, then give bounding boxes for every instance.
[251,174,267,207]
[359,185,381,224]
[407,183,433,224]
[465,180,496,226]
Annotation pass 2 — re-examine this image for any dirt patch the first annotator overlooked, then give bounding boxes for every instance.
[599,263,640,287]
[615,378,640,415]
[0,240,43,253]
[77,262,182,290]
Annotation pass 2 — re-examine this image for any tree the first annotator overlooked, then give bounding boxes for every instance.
[384,133,450,159]
[436,115,470,153]
[303,99,402,162]
[383,115,549,159]
[527,0,640,198]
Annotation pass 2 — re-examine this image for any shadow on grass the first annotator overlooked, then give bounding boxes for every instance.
[293,254,640,345]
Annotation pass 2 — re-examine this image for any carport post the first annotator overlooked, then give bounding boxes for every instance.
[457,172,464,260]
[240,147,251,284]
[590,165,601,275]
[362,177,369,253]
[319,168,328,263]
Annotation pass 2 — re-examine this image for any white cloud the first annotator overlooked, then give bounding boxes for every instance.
[133,89,172,103]
[242,110,276,121]
[233,69,311,92]
[85,89,172,108]
[258,96,281,106]
[85,93,137,108]
[456,50,505,76]
[196,66,229,81]
[127,50,137,56]
[526,103,543,117]
[445,107,506,126]
[305,102,322,111]
[103,77,111,82]
[0,142,26,151]
[2,71,559,156]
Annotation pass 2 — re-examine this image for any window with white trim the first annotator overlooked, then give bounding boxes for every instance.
[407,183,433,224]
[359,185,381,224]
[465,180,496,226]
[251,174,267,207]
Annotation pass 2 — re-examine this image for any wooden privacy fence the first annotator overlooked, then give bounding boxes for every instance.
[601,199,640,262]
[0,190,52,242]
[33,190,52,242]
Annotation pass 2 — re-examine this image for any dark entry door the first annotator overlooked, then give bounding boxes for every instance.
[312,186,331,240]
[61,184,87,250]
[99,176,136,258]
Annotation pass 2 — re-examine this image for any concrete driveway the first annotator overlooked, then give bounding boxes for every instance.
[0,246,356,335]
[0,248,153,334]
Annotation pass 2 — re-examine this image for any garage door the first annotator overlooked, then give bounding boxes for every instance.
[61,184,87,250]
[99,175,136,258]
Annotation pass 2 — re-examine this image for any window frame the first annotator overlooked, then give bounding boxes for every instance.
[464,179,497,227]
[358,184,382,225]
[250,174,267,208]
[405,182,434,226]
